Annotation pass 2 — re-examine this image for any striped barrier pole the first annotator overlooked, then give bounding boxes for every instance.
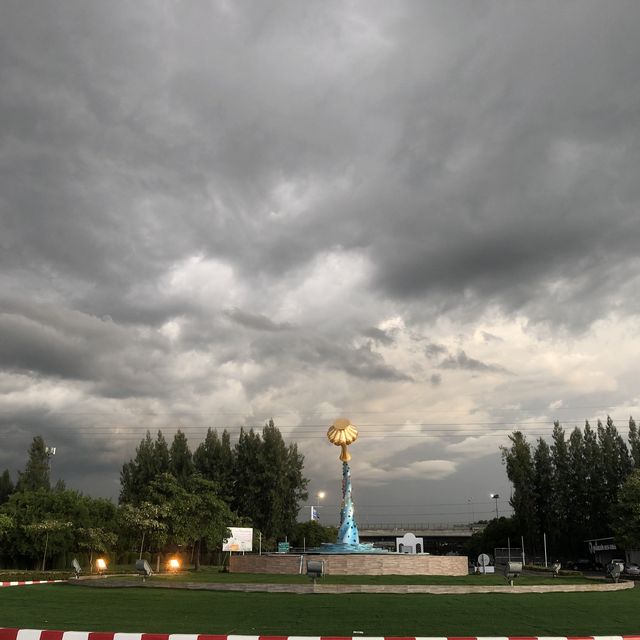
[0,581,65,588]
[1,632,640,640]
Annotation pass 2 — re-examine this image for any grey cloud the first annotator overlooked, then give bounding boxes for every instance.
[425,342,447,358]
[0,1,639,508]
[251,331,412,386]
[341,343,412,382]
[362,327,395,346]
[0,300,174,398]
[439,350,508,374]
[225,308,293,332]
[1,1,639,334]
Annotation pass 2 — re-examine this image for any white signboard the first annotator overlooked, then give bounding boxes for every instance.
[223,527,253,552]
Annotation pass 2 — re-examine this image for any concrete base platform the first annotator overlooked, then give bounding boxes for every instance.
[230,553,468,576]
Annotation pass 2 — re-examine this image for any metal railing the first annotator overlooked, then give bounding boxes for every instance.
[359,522,485,531]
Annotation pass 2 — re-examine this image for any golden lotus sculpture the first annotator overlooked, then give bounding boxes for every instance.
[327,418,358,461]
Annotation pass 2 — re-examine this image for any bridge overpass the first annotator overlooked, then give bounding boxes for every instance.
[358,523,484,554]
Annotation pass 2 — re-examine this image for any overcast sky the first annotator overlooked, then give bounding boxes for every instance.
[2,0,640,526]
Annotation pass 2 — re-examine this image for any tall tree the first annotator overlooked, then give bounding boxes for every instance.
[582,420,606,538]
[169,430,194,487]
[16,436,50,492]
[533,438,554,545]
[550,422,570,555]
[0,470,14,504]
[193,429,234,500]
[232,427,264,530]
[501,431,537,551]
[567,427,588,554]
[120,430,171,504]
[628,416,640,469]
[260,420,308,539]
[232,421,308,540]
[598,417,633,511]
[612,469,640,549]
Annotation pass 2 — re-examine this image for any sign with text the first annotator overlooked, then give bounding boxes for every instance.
[223,527,253,552]
[278,541,290,553]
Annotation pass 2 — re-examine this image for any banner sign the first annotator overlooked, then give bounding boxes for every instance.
[222,527,253,552]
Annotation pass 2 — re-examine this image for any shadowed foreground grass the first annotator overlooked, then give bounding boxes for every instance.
[0,582,638,636]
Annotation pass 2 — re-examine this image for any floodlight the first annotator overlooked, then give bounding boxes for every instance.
[71,558,82,579]
[135,558,153,577]
[306,559,325,583]
[503,561,522,586]
[168,557,180,571]
[96,558,107,573]
[606,560,624,583]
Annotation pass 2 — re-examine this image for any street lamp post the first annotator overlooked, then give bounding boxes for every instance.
[490,493,500,519]
[310,491,325,522]
[45,446,56,482]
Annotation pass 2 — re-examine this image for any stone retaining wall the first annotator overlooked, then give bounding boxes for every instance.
[229,553,468,576]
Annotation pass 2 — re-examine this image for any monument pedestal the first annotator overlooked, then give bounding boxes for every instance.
[230,552,469,576]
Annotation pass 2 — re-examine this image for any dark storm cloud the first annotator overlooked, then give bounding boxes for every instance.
[1,0,639,330]
[0,298,174,397]
[1,0,640,501]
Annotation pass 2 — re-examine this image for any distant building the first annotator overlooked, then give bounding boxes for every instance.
[396,532,424,554]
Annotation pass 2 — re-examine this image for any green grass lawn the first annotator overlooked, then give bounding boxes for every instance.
[0,582,638,636]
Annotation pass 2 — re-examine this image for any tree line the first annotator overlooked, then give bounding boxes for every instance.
[0,421,312,570]
[494,416,640,561]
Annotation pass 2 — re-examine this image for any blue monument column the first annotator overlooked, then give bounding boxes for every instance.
[337,461,359,545]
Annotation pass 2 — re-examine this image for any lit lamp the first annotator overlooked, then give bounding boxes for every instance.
[310,490,325,522]
[96,558,107,574]
[168,557,180,572]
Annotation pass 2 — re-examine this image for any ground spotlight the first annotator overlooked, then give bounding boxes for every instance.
[96,558,107,573]
[135,558,153,579]
[168,557,180,572]
[71,558,82,579]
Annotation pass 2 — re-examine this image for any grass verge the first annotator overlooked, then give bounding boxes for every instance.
[0,582,637,636]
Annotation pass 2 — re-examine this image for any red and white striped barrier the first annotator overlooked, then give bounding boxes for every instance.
[1,632,640,640]
[0,581,64,587]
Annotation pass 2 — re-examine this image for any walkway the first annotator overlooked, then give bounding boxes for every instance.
[68,577,633,594]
